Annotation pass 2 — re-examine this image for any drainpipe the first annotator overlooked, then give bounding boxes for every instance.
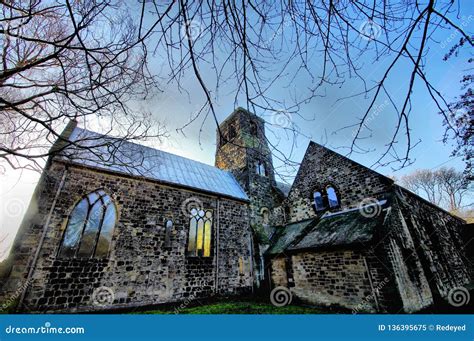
[214,198,220,294]
[249,229,254,294]
[17,168,68,310]
[363,257,380,312]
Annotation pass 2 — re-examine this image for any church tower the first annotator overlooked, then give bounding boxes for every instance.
[215,107,282,228]
[215,108,285,289]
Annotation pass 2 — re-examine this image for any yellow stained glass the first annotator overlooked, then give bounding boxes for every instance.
[239,257,244,274]
[196,218,204,251]
[204,219,212,257]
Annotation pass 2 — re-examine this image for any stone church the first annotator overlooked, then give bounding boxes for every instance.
[0,108,471,313]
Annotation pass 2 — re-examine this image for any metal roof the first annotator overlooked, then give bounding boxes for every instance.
[56,127,249,201]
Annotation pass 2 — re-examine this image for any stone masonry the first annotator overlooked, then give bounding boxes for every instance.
[2,161,252,312]
[1,108,471,314]
[267,140,471,313]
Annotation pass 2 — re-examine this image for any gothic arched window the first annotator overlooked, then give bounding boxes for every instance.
[313,191,325,211]
[326,186,340,208]
[187,208,213,257]
[58,190,116,259]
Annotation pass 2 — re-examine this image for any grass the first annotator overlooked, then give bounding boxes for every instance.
[136,301,335,314]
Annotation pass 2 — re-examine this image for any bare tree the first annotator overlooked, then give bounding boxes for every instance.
[1,0,167,172]
[401,167,472,211]
[441,37,473,181]
[401,169,443,206]
[1,1,472,180]
[437,167,471,211]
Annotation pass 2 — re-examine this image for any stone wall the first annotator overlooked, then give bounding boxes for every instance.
[215,108,282,226]
[2,161,253,312]
[271,250,378,312]
[460,224,474,281]
[378,197,434,313]
[394,187,470,301]
[285,142,393,223]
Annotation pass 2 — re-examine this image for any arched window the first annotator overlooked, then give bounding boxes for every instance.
[228,124,236,140]
[220,131,228,146]
[58,190,116,259]
[261,208,270,225]
[326,186,339,208]
[164,219,173,248]
[313,191,325,211]
[256,161,266,176]
[249,121,258,136]
[187,208,213,257]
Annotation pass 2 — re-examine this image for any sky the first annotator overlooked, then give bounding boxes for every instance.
[1,2,473,259]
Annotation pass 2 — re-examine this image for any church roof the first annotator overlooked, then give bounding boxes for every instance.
[267,200,390,255]
[266,218,315,255]
[288,207,383,251]
[55,126,249,202]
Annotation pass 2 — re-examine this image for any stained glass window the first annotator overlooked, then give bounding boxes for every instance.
[187,208,213,257]
[58,190,116,259]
